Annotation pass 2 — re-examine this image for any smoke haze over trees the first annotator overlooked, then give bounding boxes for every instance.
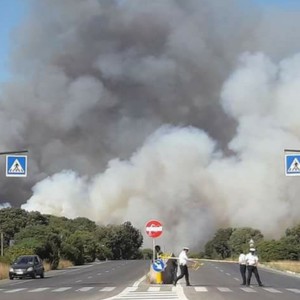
[1,0,300,249]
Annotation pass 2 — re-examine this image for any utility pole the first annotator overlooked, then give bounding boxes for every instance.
[1,232,3,256]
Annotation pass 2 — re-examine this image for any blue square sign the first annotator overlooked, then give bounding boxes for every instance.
[6,155,27,177]
[285,154,300,176]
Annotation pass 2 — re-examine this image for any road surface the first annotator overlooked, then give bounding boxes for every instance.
[0,260,299,300]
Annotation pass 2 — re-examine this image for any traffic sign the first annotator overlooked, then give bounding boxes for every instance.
[6,155,27,177]
[152,259,165,272]
[146,220,163,238]
[285,154,300,176]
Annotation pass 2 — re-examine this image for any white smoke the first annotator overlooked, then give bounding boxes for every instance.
[0,0,300,250]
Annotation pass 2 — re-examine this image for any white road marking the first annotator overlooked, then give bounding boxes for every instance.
[4,288,27,293]
[240,287,256,292]
[76,287,94,292]
[195,287,208,292]
[100,287,116,291]
[147,286,160,291]
[29,288,50,292]
[217,287,232,292]
[263,287,282,293]
[286,288,300,294]
[52,287,72,292]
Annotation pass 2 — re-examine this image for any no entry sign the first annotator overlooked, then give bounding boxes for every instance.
[146,220,163,238]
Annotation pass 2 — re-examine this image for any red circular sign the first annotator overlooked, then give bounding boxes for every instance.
[145,220,163,238]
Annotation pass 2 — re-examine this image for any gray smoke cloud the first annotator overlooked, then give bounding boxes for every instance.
[1,0,300,250]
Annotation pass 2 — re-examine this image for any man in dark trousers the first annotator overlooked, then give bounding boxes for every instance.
[245,248,263,287]
[238,251,247,285]
[173,247,191,286]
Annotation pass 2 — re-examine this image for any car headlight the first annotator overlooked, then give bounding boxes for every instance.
[27,267,33,271]
[9,268,14,272]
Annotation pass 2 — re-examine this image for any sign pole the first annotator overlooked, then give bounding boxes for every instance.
[152,239,155,263]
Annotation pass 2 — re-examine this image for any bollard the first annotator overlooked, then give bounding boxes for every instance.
[156,271,163,284]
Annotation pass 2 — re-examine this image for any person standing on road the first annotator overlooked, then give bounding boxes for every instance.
[245,248,263,287]
[173,247,191,286]
[238,251,247,285]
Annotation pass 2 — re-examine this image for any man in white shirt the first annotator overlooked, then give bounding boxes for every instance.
[173,247,191,286]
[245,248,263,286]
[238,252,247,285]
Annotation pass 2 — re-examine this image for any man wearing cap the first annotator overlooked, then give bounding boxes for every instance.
[238,251,247,285]
[245,248,263,287]
[173,247,191,286]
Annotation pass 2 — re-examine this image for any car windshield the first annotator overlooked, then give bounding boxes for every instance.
[14,257,34,265]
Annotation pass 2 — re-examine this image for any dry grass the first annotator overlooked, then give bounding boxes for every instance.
[57,259,73,269]
[263,260,300,274]
[0,263,9,280]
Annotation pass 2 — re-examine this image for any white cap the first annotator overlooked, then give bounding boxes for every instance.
[183,247,189,250]
[250,248,256,252]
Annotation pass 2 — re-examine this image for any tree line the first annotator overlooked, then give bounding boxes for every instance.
[203,225,300,261]
[0,208,143,269]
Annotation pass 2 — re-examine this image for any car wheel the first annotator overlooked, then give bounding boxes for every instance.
[9,276,14,280]
[31,272,36,279]
[40,271,44,278]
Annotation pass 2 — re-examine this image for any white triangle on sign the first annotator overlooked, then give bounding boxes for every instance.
[288,158,300,172]
[9,159,25,173]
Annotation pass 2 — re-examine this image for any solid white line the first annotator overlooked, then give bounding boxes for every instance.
[175,284,189,300]
[148,286,160,291]
[133,275,146,287]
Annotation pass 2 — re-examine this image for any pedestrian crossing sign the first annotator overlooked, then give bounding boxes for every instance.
[285,154,300,176]
[6,155,27,177]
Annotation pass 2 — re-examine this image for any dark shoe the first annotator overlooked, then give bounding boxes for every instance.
[186,284,191,286]
[259,284,264,287]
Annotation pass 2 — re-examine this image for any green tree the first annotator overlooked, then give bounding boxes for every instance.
[14,225,61,269]
[228,227,264,257]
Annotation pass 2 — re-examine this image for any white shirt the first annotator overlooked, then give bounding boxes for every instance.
[178,250,189,266]
[238,253,246,265]
[245,252,259,266]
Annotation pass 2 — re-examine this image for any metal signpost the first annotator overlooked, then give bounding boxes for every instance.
[0,150,28,256]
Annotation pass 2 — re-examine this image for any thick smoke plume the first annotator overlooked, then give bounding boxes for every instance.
[1,0,300,249]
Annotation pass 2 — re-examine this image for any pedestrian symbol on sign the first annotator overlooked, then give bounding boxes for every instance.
[288,158,300,172]
[9,159,23,173]
[6,155,27,177]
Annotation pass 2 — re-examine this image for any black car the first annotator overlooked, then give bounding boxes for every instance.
[9,255,45,279]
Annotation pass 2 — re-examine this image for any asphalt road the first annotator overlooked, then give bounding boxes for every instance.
[0,260,299,300]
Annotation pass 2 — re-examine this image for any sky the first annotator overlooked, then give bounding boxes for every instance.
[0,0,299,82]
[0,0,27,82]
[1,0,300,251]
